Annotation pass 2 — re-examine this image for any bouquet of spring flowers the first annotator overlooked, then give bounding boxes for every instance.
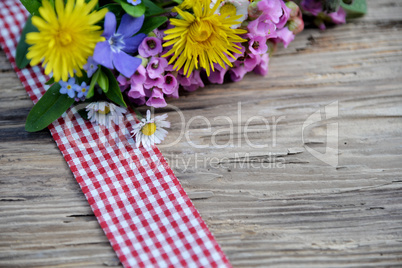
[16,0,366,147]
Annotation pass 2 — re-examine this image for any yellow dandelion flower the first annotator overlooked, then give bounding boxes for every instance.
[163,0,247,77]
[26,0,107,81]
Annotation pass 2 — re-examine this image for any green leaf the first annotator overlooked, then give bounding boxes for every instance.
[25,83,75,132]
[45,77,55,85]
[20,0,42,15]
[120,1,146,17]
[103,68,127,108]
[77,107,89,120]
[172,0,183,4]
[16,16,37,69]
[341,0,367,18]
[97,70,109,93]
[86,68,101,99]
[143,0,165,16]
[139,16,168,35]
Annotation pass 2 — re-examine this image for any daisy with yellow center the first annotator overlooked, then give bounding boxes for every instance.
[212,0,250,28]
[163,0,247,77]
[86,102,127,127]
[131,110,170,148]
[26,0,107,81]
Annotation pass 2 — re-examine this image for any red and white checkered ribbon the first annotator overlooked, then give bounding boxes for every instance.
[0,1,231,267]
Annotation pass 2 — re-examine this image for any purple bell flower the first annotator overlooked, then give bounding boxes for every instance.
[247,34,268,55]
[144,74,164,89]
[253,53,270,76]
[230,64,248,82]
[247,14,277,39]
[146,88,167,108]
[128,83,146,99]
[176,72,191,87]
[301,0,346,30]
[208,64,227,84]
[257,0,283,24]
[167,82,179,99]
[138,37,163,58]
[177,69,204,90]
[301,0,323,16]
[181,70,204,92]
[93,12,146,78]
[328,7,346,25]
[146,57,168,79]
[117,75,130,91]
[130,65,147,85]
[162,74,178,95]
[244,53,261,72]
[276,1,291,29]
[274,28,295,48]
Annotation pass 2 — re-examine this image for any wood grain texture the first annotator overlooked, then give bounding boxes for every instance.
[1,0,402,267]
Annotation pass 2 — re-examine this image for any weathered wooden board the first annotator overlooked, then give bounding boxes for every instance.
[1,0,402,267]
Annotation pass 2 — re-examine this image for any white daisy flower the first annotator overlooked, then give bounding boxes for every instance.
[86,101,126,127]
[212,0,249,28]
[131,110,170,148]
